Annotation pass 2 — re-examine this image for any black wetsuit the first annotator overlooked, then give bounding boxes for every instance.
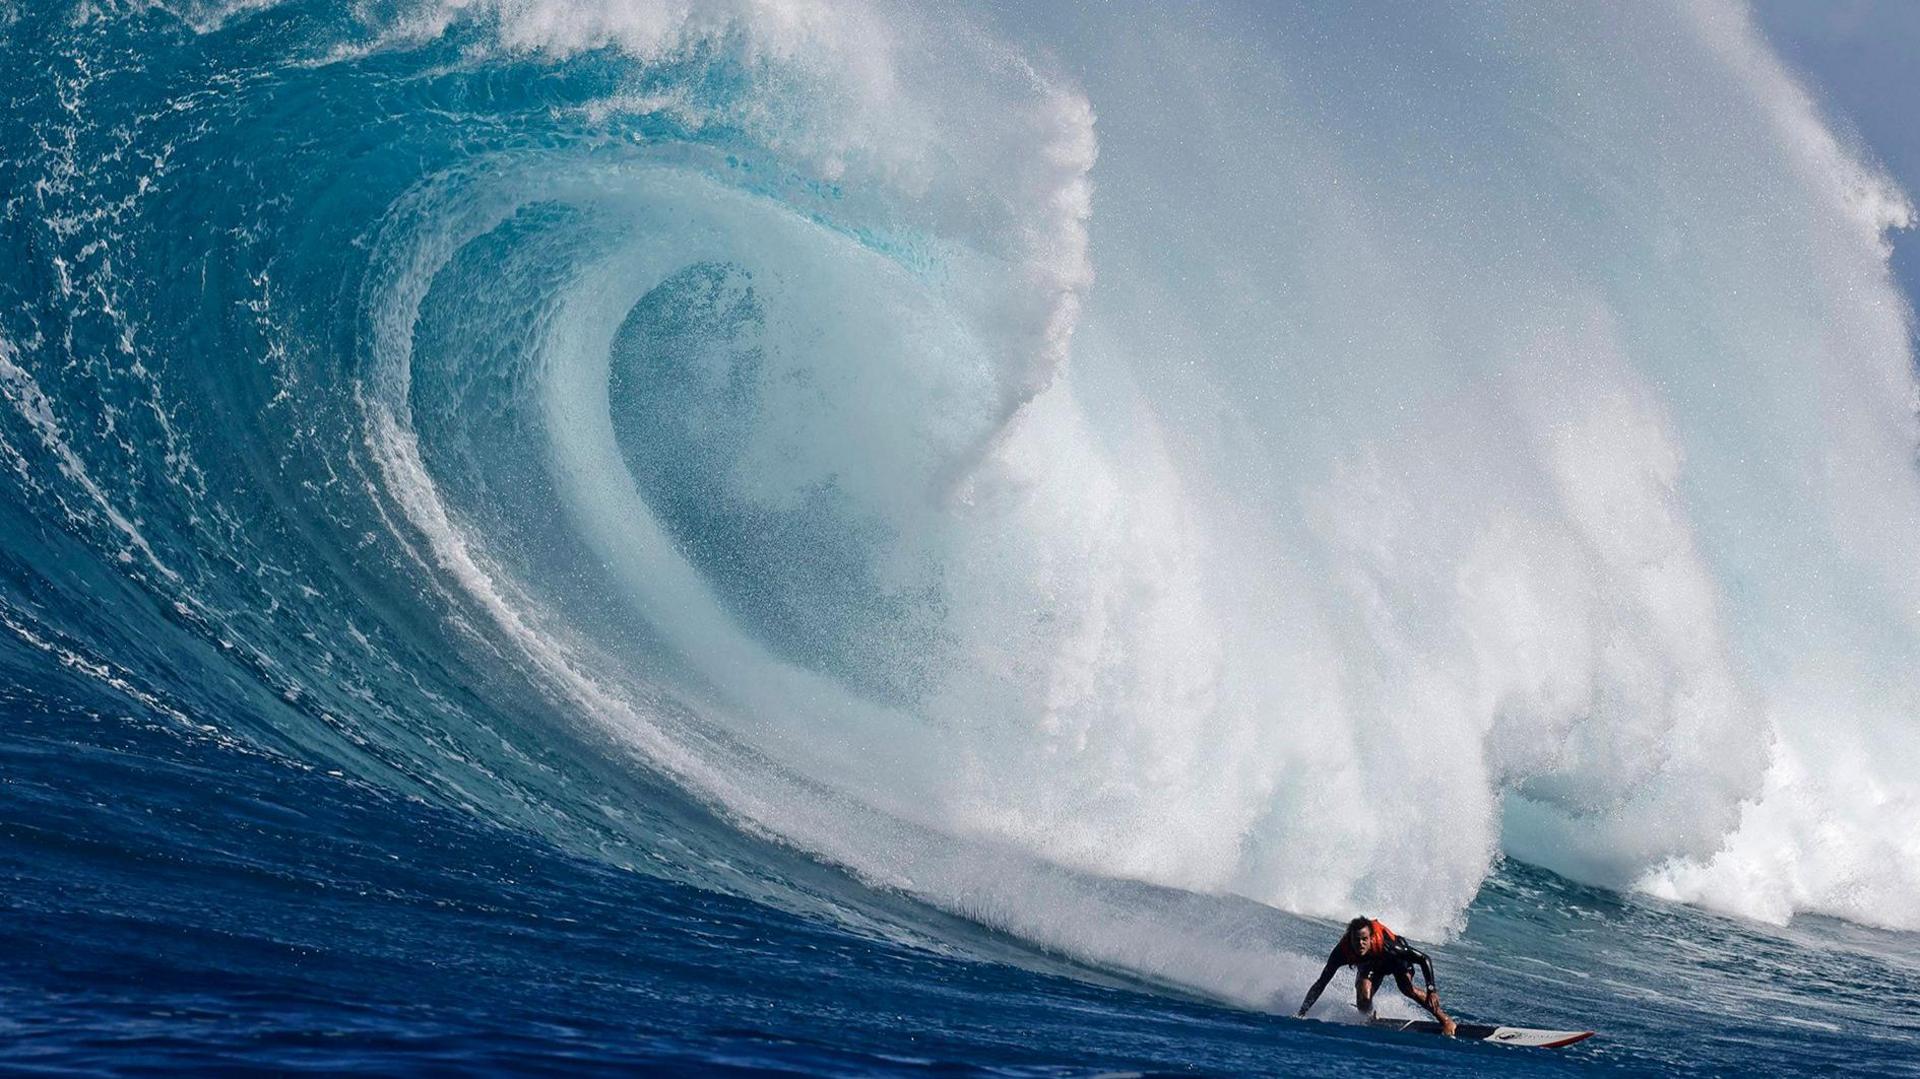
[1347,935,1434,988]
[1297,928,1437,1016]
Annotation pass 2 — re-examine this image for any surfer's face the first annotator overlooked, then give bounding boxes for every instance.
[1351,929,1371,955]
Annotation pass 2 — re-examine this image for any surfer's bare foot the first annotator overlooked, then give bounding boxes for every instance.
[1441,1018,1457,1037]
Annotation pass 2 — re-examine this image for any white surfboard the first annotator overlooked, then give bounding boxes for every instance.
[1369,1018,1595,1048]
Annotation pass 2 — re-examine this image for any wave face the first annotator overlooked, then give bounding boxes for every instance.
[4,0,1920,1069]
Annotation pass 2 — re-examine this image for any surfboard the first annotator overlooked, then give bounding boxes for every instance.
[1369,1018,1595,1048]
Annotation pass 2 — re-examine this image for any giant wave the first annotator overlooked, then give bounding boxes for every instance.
[2,0,1918,1032]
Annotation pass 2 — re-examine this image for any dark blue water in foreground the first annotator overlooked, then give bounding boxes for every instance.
[8,692,1920,1076]
[4,0,1920,1075]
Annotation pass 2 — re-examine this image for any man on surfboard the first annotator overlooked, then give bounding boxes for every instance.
[1296,917,1456,1037]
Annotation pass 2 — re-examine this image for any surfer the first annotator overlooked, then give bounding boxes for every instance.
[1295,917,1456,1036]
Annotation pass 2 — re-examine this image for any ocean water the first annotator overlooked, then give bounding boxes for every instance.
[3,0,1919,1074]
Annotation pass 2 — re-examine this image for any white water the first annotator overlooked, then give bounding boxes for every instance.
[353,0,1920,966]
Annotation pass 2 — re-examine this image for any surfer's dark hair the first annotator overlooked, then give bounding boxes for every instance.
[1346,917,1372,936]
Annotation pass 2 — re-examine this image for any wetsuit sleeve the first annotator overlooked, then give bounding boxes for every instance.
[1400,942,1436,989]
[1376,935,1437,989]
[1296,947,1345,1016]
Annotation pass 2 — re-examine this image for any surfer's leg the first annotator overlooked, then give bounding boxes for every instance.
[1353,974,1375,1014]
[1394,972,1455,1036]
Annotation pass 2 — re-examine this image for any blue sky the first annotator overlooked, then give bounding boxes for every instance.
[1754,0,1920,334]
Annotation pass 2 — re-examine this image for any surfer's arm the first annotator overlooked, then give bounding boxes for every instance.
[1406,945,1436,990]
[1295,950,1344,1016]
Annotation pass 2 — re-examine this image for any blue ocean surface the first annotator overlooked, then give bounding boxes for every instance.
[8,701,1920,1076]
[5,1,1920,1075]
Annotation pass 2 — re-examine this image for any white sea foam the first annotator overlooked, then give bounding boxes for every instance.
[355,0,1920,978]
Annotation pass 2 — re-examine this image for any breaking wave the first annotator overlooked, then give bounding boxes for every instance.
[3,0,1918,1019]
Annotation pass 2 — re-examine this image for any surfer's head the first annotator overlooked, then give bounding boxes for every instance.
[1346,917,1374,954]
